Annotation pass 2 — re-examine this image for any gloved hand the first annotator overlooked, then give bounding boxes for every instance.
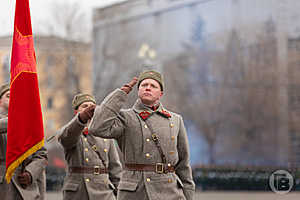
[78,104,96,123]
[17,171,32,189]
[120,77,138,94]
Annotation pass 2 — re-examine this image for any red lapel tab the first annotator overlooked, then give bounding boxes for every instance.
[139,111,151,120]
[159,110,171,118]
[83,127,89,135]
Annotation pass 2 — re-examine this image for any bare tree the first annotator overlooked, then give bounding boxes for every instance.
[164,17,281,166]
[42,2,91,124]
[47,2,89,42]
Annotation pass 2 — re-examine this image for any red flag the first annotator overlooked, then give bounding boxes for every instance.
[6,0,44,183]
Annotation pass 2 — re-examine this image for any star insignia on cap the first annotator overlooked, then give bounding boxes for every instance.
[139,111,151,120]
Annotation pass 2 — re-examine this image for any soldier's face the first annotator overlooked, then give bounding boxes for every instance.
[76,101,95,113]
[0,90,10,111]
[138,79,163,106]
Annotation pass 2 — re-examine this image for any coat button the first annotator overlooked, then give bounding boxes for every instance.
[84,138,87,142]
[84,148,88,152]
[168,163,171,167]
[168,179,172,183]
[146,153,150,157]
[103,139,107,142]
[146,178,151,182]
[85,158,89,162]
[171,136,175,141]
[170,123,174,128]
[144,124,148,129]
[146,138,150,142]
[104,148,108,152]
[169,151,175,155]
[86,178,90,182]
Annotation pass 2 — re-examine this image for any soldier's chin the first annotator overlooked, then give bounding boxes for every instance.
[140,97,154,106]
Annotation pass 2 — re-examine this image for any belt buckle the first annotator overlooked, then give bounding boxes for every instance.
[156,163,164,174]
[94,166,100,175]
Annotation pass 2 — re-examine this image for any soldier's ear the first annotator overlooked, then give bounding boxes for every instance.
[74,110,78,115]
[160,91,163,98]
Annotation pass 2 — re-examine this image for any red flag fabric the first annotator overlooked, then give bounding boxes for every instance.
[5,0,44,183]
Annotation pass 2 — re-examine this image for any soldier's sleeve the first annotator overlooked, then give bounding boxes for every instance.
[58,114,86,149]
[25,146,48,183]
[175,116,195,200]
[0,117,7,134]
[89,89,128,139]
[108,140,122,190]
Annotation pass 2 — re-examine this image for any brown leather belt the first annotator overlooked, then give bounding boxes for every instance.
[125,163,175,174]
[69,166,108,175]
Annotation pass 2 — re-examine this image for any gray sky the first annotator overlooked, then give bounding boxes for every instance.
[0,0,127,36]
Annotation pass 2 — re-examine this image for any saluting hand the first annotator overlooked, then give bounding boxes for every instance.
[121,77,138,94]
[17,171,32,189]
[79,104,96,123]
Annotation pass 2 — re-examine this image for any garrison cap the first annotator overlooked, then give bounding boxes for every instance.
[137,70,164,91]
[72,93,96,110]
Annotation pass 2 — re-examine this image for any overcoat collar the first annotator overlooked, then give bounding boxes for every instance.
[133,99,171,120]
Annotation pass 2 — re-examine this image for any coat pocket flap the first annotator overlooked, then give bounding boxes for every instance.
[63,182,80,192]
[118,181,138,191]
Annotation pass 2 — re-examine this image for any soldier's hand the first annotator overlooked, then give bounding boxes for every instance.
[17,171,32,189]
[78,104,96,123]
[121,77,138,94]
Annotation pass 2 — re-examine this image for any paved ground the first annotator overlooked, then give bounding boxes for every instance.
[194,191,299,200]
[46,191,300,200]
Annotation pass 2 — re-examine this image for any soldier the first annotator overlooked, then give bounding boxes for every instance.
[0,83,48,200]
[89,70,195,200]
[58,93,122,200]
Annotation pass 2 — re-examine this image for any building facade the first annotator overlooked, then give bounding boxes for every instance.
[0,35,92,137]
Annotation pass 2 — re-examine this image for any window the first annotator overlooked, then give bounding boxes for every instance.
[47,97,53,109]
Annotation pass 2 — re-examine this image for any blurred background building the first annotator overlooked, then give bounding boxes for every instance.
[0,35,92,168]
[0,35,92,135]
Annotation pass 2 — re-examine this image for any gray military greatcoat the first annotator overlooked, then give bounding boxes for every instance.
[89,89,195,200]
[58,114,122,200]
[0,113,48,200]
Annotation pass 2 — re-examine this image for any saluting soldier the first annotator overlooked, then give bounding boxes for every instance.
[0,83,48,200]
[58,93,122,200]
[89,70,195,200]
